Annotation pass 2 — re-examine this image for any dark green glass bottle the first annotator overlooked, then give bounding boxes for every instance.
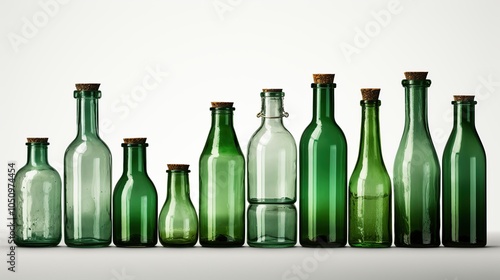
[349,89,391,248]
[299,74,347,247]
[442,95,486,247]
[199,102,245,247]
[14,138,62,247]
[393,72,440,247]
[113,138,157,247]
[159,164,198,247]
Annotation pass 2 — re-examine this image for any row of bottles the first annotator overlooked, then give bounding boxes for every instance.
[13,72,487,248]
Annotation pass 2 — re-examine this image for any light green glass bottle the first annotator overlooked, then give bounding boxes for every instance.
[14,138,61,247]
[113,138,157,247]
[349,89,392,248]
[159,164,198,247]
[64,83,112,247]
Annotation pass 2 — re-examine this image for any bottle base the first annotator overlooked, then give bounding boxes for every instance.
[247,241,296,248]
[394,242,440,248]
[349,242,391,248]
[160,239,197,247]
[300,236,346,248]
[15,241,60,247]
[65,238,111,248]
[442,241,486,248]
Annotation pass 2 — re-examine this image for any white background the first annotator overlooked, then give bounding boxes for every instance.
[1,0,499,279]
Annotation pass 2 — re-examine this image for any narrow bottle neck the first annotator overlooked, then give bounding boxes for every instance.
[123,145,148,175]
[27,144,49,166]
[76,96,99,136]
[167,171,190,199]
[358,102,383,161]
[260,96,286,126]
[312,85,335,121]
[453,102,476,129]
[403,82,431,131]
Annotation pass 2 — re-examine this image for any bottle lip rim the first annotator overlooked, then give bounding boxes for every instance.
[210,107,235,111]
[166,169,191,173]
[26,142,50,146]
[74,91,101,99]
[311,83,336,88]
[402,79,431,87]
[360,100,381,105]
[452,100,477,105]
[260,91,285,97]
[121,143,149,147]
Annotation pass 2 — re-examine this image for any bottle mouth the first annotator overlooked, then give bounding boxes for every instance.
[402,80,431,87]
[360,100,381,106]
[260,91,284,97]
[74,90,101,99]
[452,100,477,105]
[311,83,336,89]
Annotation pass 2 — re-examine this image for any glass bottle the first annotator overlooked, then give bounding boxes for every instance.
[64,83,112,247]
[442,95,486,247]
[393,72,440,247]
[14,138,61,247]
[159,164,198,247]
[113,138,157,247]
[299,74,347,247]
[247,89,297,248]
[349,89,392,248]
[199,102,245,247]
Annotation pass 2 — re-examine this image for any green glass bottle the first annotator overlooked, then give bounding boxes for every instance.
[247,89,297,248]
[14,138,61,247]
[199,102,245,247]
[442,95,486,247]
[64,83,112,247]
[349,89,392,248]
[299,74,347,247]
[393,72,440,247]
[113,138,157,247]
[159,164,198,247]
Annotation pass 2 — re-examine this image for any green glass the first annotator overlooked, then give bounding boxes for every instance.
[64,84,112,247]
[299,75,347,247]
[348,90,391,248]
[199,102,245,247]
[393,74,440,247]
[442,96,486,247]
[247,90,297,248]
[113,139,158,247]
[159,165,198,247]
[14,138,61,247]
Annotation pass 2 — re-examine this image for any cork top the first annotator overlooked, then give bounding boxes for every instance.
[404,72,428,80]
[313,74,335,84]
[167,164,190,171]
[27,138,48,143]
[453,95,475,101]
[123,138,147,144]
[360,88,380,101]
[262,88,282,92]
[75,83,100,91]
[211,102,233,108]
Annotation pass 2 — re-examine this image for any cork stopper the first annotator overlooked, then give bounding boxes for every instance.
[404,72,428,80]
[167,164,190,171]
[313,74,335,84]
[27,138,48,143]
[75,83,100,91]
[211,102,233,108]
[360,88,380,101]
[123,138,147,144]
[453,95,475,102]
[262,88,282,92]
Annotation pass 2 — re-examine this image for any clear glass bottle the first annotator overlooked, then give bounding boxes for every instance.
[247,89,297,248]
[348,89,392,248]
[113,138,157,247]
[159,164,198,247]
[393,72,440,247]
[64,83,112,247]
[14,138,61,247]
[299,74,347,247]
[442,95,486,247]
[199,102,245,247]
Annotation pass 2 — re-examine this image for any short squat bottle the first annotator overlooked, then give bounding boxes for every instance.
[14,138,61,247]
[442,95,486,247]
[159,164,198,247]
[247,89,297,248]
[64,83,112,247]
[393,72,440,247]
[199,102,245,247]
[349,89,392,248]
[113,138,158,247]
[300,74,347,247]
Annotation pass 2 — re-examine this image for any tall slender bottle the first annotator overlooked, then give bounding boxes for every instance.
[299,74,347,247]
[113,138,157,247]
[64,83,112,247]
[247,89,297,248]
[393,72,440,247]
[199,102,245,247]
[349,89,392,248]
[442,95,486,247]
[14,138,62,247]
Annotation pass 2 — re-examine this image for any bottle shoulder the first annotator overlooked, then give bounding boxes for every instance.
[300,122,347,145]
[248,126,297,148]
[65,137,112,157]
[113,176,158,196]
[14,166,62,187]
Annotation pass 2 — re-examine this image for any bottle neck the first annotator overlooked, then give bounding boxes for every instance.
[123,144,148,175]
[453,101,476,130]
[167,171,190,199]
[208,108,238,147]
[76,94,100,137]
[403,81,431,131]
[312,84,335,121]
[259,96,286,127]
[26,144,49,166]
[358,101,383,162]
